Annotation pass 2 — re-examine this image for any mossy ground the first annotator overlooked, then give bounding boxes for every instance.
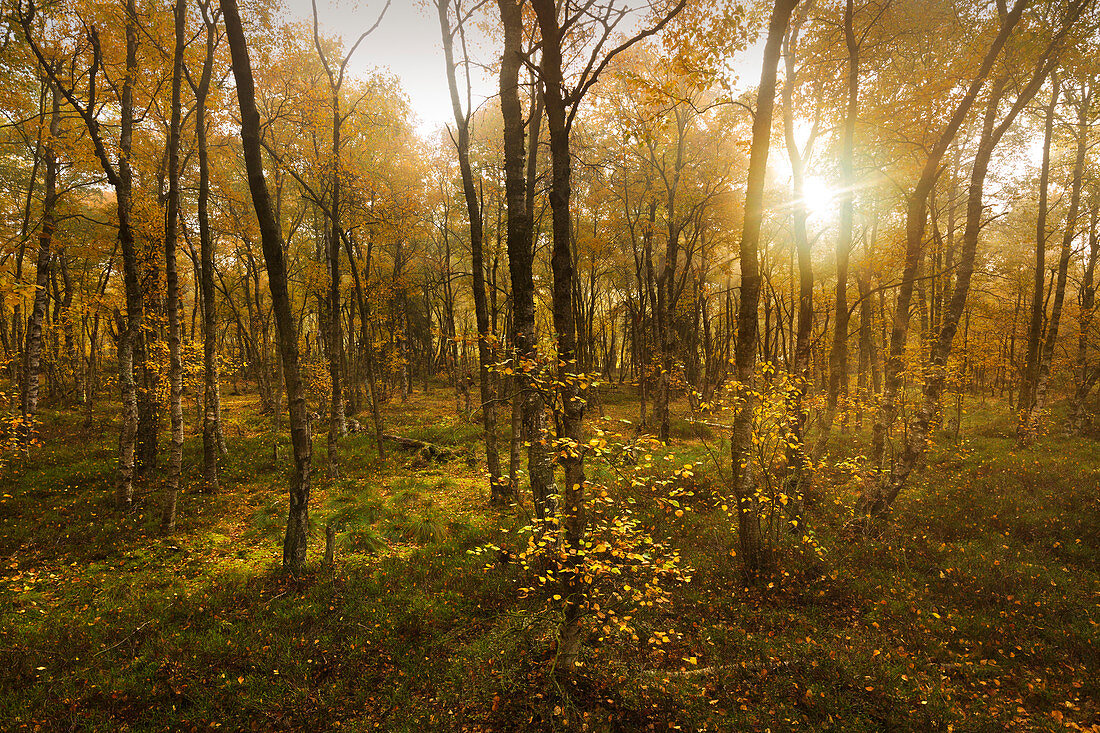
[1,386,1097,731]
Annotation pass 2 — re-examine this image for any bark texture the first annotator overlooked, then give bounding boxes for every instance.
[224,0,314,571]
[730,0,799,584]
[19,80,59,434]
[439,0,502,502]
[162,0,187,533]
[498,0,548,511]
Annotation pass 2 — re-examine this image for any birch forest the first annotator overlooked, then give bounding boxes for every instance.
[2,0,1099,729]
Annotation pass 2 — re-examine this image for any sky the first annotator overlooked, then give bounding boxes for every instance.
[279,1,767,136]
[279,0,498,133]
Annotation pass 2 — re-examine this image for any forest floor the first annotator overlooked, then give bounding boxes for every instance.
[1,384,1098,732]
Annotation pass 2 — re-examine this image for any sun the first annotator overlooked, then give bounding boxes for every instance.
[801,176,837,220]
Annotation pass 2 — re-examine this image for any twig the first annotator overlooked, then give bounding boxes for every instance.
[93,619,155,657]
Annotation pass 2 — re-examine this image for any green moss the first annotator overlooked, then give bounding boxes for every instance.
[1,393,1097,731]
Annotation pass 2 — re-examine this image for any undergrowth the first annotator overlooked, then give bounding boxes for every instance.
[0,388,1097,731]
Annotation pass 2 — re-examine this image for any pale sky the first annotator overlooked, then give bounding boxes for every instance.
[278,0,765,136]
[279,0,497,133]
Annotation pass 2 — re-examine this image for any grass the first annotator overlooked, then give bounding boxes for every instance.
[0,386,1097,731]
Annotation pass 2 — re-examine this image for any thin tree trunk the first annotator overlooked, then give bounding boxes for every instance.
[310,0,366,479]
[780,5,816,522]
[1017,77,1060,433]
[57,253,84,403]
[356,237,385,457]
[224,0,314,571]
[499,0,546,510]
[866,78,1011,515]
[193,4,220,492]
[326,93,346,478]
[862,8,1079,514]
[115,0,143,509]
[11,82,45,396]
[531,0,592,672]
[19,80,58,438]
[439,0,501,501]
[1070,202,1099,432]
[161,0,186,533]
[729,0,798,585]
[870,0,1029,473]
[1026,80,1092,435]
[825,0,858,432]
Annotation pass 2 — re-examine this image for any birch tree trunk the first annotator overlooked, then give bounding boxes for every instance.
[326,95,346,479]
[439,0,501,501]
[19,79,58,438]
[780,4,817,522]
[825,0,858,432]
[531,0,590,672]
[224,0,314,570]
[498,0,547,510]
[1017,77,1060,440]
[115,0,143,509]
[1069,202,1099,432]
[161,0,186,533]
[869,0,1029,474]
[862,3,1082,515]
[194,2,221,492]
[729,0,799,584]
[1026,80,1092,436]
